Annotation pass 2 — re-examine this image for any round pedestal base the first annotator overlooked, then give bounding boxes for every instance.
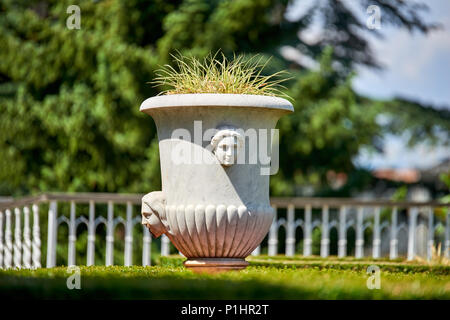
[184,258,249,273]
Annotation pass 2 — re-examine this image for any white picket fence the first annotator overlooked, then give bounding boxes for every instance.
[0,193,448,269]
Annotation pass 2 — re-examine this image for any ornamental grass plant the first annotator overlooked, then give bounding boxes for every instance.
[151,51,292,99]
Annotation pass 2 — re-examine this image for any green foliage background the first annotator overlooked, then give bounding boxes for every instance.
[0,0,448,197]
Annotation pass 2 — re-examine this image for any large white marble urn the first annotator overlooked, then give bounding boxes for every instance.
[140,94,293,272]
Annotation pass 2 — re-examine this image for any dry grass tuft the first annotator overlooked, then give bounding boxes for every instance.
[415,243,450,266]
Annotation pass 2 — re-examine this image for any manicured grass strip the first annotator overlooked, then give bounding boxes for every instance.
[1,263,449,300]
[248,260,450,275]
[158,256,450,276]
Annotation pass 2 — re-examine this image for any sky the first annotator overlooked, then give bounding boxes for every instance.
[286,0,450,170]
[353,0,450,109]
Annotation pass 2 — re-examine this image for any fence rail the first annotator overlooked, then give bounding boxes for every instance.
[0,193,448,269]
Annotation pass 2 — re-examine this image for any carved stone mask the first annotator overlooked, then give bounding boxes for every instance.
[211,127,243,167]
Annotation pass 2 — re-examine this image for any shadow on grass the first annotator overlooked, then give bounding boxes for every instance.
[1,255,449,300]
[0,271,388,300]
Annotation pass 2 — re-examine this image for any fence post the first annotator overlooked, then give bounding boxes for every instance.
[142,227,151,266]
[286,204,295,256]
[124,202,133,266]
[46,201,57,268]
[22,207,32,268]
[444,208,449,259]
[0,210,3,268]
[355,206,364,258]
[303,205,312,257]
[252,246,261,256]
[32,204,41,268]
[338,206,347,258]
[14,208,22,268]
[161,234,170,256]
[68,201,76,267]
[87,201,95,266]
[4,209,12,268]
[389,207,398,259]
[320,205,329,258]
[427,207,434,261]
[268,206,278,256]
[407,207,418,261]
[373,207,381,259]
[105,201,114,266]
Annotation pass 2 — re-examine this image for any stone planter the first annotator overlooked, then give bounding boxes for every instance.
[140,94,293,272]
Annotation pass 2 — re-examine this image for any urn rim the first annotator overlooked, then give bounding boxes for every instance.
[140,93,294,113]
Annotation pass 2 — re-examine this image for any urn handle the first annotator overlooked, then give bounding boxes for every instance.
[141,191,168,238]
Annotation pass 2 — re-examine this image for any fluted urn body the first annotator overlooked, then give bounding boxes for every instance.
[140,94,293,272]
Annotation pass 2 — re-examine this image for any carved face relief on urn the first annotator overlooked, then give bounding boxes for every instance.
[210,127,244,167]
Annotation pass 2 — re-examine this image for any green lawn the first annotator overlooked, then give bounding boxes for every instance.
[1,255,449,299]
